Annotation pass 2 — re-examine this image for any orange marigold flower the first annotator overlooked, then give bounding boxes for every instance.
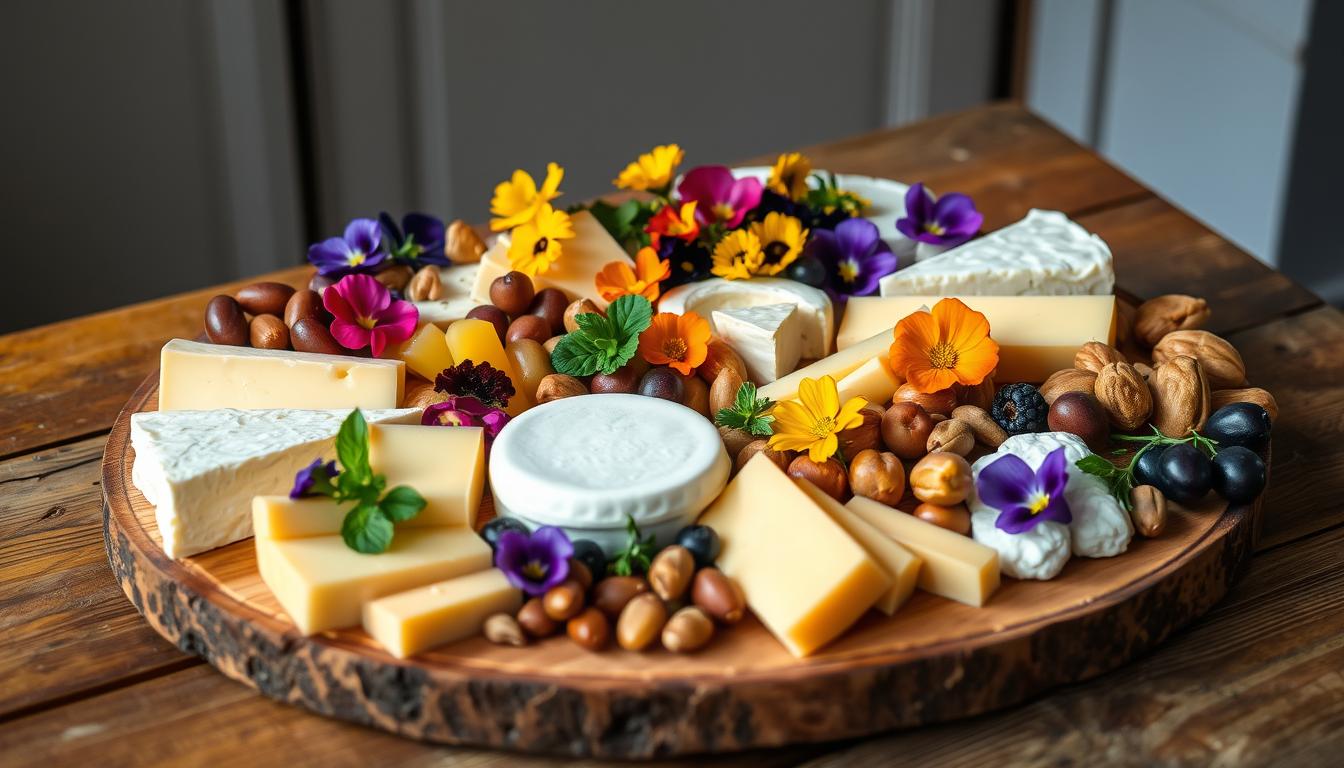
[888,297,1000,394]
[594,247,671,303]
[638,311,711,376]
[645,201,699,249]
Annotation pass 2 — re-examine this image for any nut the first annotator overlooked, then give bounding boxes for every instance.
[787,455,849,501]
[289,317,344,355]
[445,219,486,263]
[591,576,650,618]
[927,419,974,456]
[1211,387,1279,421]
[1134,295,1211,347]
[483,613,526,647]
[662,606,715,653]
[1074,341,1127,373]
[1115,299,1137,346]
[536,373,587,403]
[718,426,755,462]
[892,383,957,416]
[954,379,996,411]
[648,545,695,601]
[235,281,296,316]
[837,405,884,457]
[950,405,1007,448]
[406,266,443,301]
[542,579,586,621]
[737,439,790,473]
[1129,485,1168,537]
[1039,369,1097,404]
[909,452,972,505]
[248,314,289,350]
[568,558,593,591]
[516,597,559,638]
[848,449,905,506]
[691,567,746,624]
[1094,362,1153,430]
[881,402,936,459]
[373,265,414,292]
[697,338,749,384]
[1134,362,1155,380]
[566,607,610,651]
[1151,330,1246,389]
[401,378,449,410]
[284,289,327,328]
[563,299,602,333]
[616,593,667,651]
[1149,355,1210,437]
[709,366,744,416]
[204,295,248,346]
[913,502,971,535]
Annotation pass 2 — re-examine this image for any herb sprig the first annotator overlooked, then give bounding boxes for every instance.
[550,294,653,376]
[583,199,656,252]
[714,382,775,437]
[608,515,657,576]
[1075,426,1220,511]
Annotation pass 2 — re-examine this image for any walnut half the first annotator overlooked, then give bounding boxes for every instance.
[1134,295,1211,347]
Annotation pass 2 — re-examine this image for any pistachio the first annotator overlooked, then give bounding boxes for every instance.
[1094,362,1152,430]
[1074,341,1127,373]
[648,545,695,601]
[483,613,527,647]
[848,449,905,506]
[1151,330,1246,389]
[662,606,715,653]
[1134,295,1211,347]
[406,265,444,301]
[445,219,486,263]
[690,567,746,624]
[536,373,587,403]
[1149,355,1210,438]
[1210,387,1279,421]
[1039,368,1097,405]
[616,593,667,651]
[786,455,848,501]
[927,418,974,456]
[1129,485,1168,537]
[950,405,1007,448]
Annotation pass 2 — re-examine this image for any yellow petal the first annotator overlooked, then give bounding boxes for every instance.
[796,377,826,420]
[835,397,869,431]
[808,433,838,463]
[817,375,840,417]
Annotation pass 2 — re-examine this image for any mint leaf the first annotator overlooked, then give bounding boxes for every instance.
[380,485,426,523]
[607,294,653,340]
[608,515,656,576]
[574,310,614,337]
[342,503,394,554]
[1075,455,1116,478]
[551,331,605,377]
[715,382,775,436]
[336,410,371,484]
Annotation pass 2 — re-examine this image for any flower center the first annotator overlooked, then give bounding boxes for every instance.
[522,560,547,581]
[712,203,736,221]
[809,415,836,438]
[838,258,860,283]
[532,236,549,256]
[357,315,378,331]
[924,222,946,237]
[763,241,790,264]
[662,337,688,361]
[1026,491,1051,516]
[928,341,959,369]
[348,251,366,266]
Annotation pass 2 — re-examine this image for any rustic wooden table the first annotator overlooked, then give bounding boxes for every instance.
[2,104,1341,767]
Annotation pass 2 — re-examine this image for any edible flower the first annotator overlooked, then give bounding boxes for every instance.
[490,162,564,231]
[614,143,683,193]
[434,360,515,408]
[322,274,418,357]
[710,229,764,281]
[807,217,898,298]
[767,152,812,201]
[645,201,700,249]
[894,182,982,248]
[289,459,337,499]
[307,218,386,276]
[888,297,999,393]
[748,212,808,276]
[767,375,867,462]
[422,396,510,442]
[638,310,710,376]
[495,526,574,596]
[595,247,671,303]
[507,203,575,276]
[676,165,762,228]
[977,447,1073,533]
[378,212,449,267]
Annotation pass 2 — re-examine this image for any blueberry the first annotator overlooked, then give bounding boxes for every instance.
[1212,446,1266,504]
[1205,403,1272,452]
[991,383,1049,435]
[1156,443,1213,506]
[570,539,607,580]
[675,524,720,568]
[1133,444,1167,487]
[784,254,828,288]
[479,517,528,551]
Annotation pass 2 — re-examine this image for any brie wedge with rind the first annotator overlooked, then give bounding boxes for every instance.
[710,303,802,384]
[658,277,834,359]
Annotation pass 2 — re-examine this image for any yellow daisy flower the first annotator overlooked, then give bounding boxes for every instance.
[614,144,684,192]
[768,375,868,462]
[710,229,764,281]
[749,212,809,276]
[767,152,812,201]
[508,204,575,276]
[490,162,564,232]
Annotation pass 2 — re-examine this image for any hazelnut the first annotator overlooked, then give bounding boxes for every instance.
[913,502,971,535]
[542,579,586,621]
[563,298,602,333]
[737,439,790,473]
[950,405,1007,448]
[697,338,749,384]
[590,364,642,394]
[491,271,536,316]
[837,405,884,457]
[536,373,587,403]
[787,455,848,501]
[927,419,974,456]
[566,607,610,651]
[1047,392,1110,450]
[516,597,558,638]
[909,452,972,506]
[881,402,936,459]
[719,426,755,464]
[892,383,957,416]
[849,449,905,506]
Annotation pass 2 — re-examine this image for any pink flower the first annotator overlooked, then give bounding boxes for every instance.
[676,166,762,229]
[322,274,418,357]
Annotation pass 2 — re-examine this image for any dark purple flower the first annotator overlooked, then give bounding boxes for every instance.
[977,447,1072,533]
[895,182,982,247]
[289,458,337,499]
[379,211,450,268]
[676,166,762,228]
[494,526,573,596]
[307,218,386,276]
[434,360,515,408]
[807,218,898,298]
[423,396,511,442]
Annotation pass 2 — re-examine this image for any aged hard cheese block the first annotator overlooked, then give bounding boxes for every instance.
[369,424,485,527]
[130,407,420,558]
[658,277,834,359]
[710,303,801,384]
[387,322,455,381]
[253,496,345,540]
[470,211,631,309]
[444,318,532,415]
[697,454,892,657]
[835,356,902,407]
[758,328,892,403]
[846,495,1000,607]
[255,526,492,635]
[837,295,1117,382]
[158,338,404,411]
[363,569,522,658]
[795,480,921,615]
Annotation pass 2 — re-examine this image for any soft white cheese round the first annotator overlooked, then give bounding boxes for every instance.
[489,394,729,553]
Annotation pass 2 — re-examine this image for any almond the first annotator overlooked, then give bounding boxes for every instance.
[536,374,587,403]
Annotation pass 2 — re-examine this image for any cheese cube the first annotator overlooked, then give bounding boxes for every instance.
[846,495,1000,607]
[444,319,532,415]
[387,323,455,381]
[363,569,522,658]
[697,454,892,657]
[255,527,492,635]
[835,356,902,407]
[158,338,404,411]
[794,479,921,615]
[253,496,345,540]
[469,210,632,309]
[758,329,892,403]
[710,303,801,384]
[369,424,485,528]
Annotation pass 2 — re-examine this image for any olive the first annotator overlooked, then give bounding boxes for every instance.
[479,517,529,551]
[1205,403,1272,453]
[638,367,685,402]
[466,304,510,343]
[784,254,828,287]
[675,524,720,568]
[1212,446,1266,504]
[1133,444,1167,487]
[1156,443,1213,506]
[490,271,535,316]
[570,539,607,581]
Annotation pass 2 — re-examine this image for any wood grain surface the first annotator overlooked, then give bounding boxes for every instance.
[2,103,1341,766]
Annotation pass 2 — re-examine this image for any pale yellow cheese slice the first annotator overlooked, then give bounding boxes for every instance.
[470,210,632,309]
[252,496,345,540]
[835,356,902,407]
[363,569,522,658]
[757,328,893,403]
[369,424,485,527]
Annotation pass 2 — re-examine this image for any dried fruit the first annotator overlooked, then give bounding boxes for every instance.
[697,338,749,384]
[516,598,558,638]
[990,383,1048,435]
[1094,362,1152,430]
[881,401,936,459]
[1148,355,1210,437]
[690,567,746,624]
[787,455,848,501]
[1039,368,1097,405]
[837,405,884,457]
[849,449,905,506]
[1047,391,1109,450]
[913,502,971,535]
[909,452,972,506]
[1074,341,1127,374]
[1151,330,1246,389]
[1134,295,1210,347]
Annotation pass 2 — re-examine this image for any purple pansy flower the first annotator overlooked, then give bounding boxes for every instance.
[307,218,387,276]
[379,211,450,268]
[976,447,1073,534]
[676,166,762,229]
[494,526,573,596]
[807,218,898,298]
[289,459,337,499]
[895,182,982,248]
[422,396,510,442]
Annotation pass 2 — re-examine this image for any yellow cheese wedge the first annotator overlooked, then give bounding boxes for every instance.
[697,454,892,657]
[444,318,533,415]
[252,496,345,539]
[794,480,921,615]
[255,527,492,635]
[369,424,485,528]
[470,210,632,310]
[836,295,1117,382]
[757,329,892,403]
[363,569,522,658]
[387,323,454,381]
[158,338,404,411]
[835,356,902,407]
[845,495,999,607]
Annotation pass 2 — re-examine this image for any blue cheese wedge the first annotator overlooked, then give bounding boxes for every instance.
[710,303,802,384]
[658,277,834,359]
[131,407,420,558]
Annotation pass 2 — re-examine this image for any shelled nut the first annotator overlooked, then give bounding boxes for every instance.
[1129,485,1168,537]
[616,593,667,651]
[662,606,715,653]
[406,266,443,301]
[542,579,586,621]
[848,449,905,506]
[950,405,1007,448]
[445,219,486,263]
[927,419,974,456]
[691,568,746,624]
[516,598,558,638]
[483,613,526,647]
[567,607,610,651]
[648,546,695,601]
[536,374,587,403]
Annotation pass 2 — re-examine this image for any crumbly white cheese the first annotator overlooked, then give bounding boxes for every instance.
[710,303,802,384]
[411,263,481,325]
[658,277,834,359]
[969,511,1071,580]
[131,407,420,559]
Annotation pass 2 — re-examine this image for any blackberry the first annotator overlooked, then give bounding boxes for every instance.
[991,383,1048,435]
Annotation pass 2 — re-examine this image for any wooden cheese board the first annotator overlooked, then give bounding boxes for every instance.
[102,370,1265,759]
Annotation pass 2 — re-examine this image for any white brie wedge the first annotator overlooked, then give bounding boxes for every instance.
[711,303,802,384]
[658,277,834,359]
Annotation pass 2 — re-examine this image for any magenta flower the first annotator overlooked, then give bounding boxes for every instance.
[895,182,983,248]
[322,274,418,357]
[494,526,573,596]
[307,218,386,276]
[976,447,1073,534]
[422,396,510,442]
[676,166,762,228]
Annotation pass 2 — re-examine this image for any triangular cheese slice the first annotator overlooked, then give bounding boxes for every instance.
[711,303,802,384]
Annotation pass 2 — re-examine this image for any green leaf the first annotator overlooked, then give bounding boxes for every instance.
[1075,455,1117,478]
[335,409,371,484]
[551,332,605,377]
[607,294,653,339]
[574,310,614,337]
[614,199,641,226]
[341,503,394,554]
[608,515,656,576]
[380,485,426,523]
[714,382,776,437]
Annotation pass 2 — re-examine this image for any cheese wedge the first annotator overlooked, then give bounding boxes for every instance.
[363,569,522,658]
[710,303,802,384]
[256,527,492,635]
[835,356,902,407]
[158,338,404,411]
[369,424,486,527]
[386,322,455,381]
[470,210,631,309]
[444,318,532,415]
[846,495,1000,607]
[697,454,892,657]
[659,277,834,359]
[758,328,892,403]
